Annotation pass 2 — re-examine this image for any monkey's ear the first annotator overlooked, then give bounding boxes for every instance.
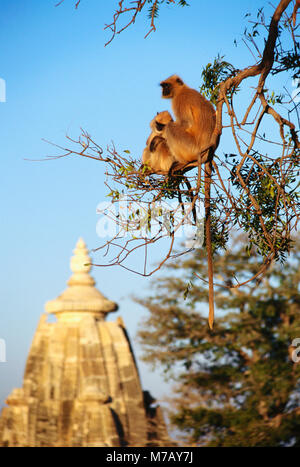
[157,112,159,115]
[176,77,184,85]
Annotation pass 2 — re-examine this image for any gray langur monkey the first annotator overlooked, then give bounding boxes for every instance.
[160,75,217,329]
[142,111,176,174]
[159,74,216,165]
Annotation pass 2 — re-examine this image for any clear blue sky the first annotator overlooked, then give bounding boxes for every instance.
[0,0,295,410]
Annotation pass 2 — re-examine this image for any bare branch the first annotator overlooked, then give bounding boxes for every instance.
[49,0,300,326]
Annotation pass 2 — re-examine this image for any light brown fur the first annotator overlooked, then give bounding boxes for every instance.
[160,75,216,328]
[160,75,216,164]
[142,111,175,174]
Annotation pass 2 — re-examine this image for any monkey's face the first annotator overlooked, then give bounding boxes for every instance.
[155,121,165,132]
[150,111,173,133]
[160,75,184,99]
[160,81,173,98]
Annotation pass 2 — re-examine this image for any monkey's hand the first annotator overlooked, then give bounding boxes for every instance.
[150,136,164,152]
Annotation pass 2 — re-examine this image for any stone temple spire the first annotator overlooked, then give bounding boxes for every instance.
[0,238,170,447]
[45,237,118,321]
[70,237,93,276]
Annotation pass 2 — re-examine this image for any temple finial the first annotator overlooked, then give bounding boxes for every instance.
[45,237,118,319]
[70,237,91,274]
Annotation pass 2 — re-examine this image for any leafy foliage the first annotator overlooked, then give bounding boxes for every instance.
[147,0,189,19]
[54,1,300,300]
[136,234,300,446]
[200,55,238,105]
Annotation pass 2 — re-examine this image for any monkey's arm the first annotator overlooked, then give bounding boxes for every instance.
[146,133,153,146]
[149,135,165,152]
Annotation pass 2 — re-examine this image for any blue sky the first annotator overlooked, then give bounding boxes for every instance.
[0,0,296,410]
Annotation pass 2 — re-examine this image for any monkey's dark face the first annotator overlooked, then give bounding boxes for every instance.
[160,76,184,99]
[155,121,165,132]
[160,81,173,98]
[150,111,173,133]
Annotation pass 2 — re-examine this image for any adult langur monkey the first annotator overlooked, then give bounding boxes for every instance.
[142,111,176,174]
[160,74,216,329]
[159,75,216,166]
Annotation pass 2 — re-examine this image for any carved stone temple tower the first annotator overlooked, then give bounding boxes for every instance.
[0,238,169,447]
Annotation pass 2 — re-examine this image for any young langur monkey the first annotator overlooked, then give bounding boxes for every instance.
[142,111,176,174]
[159,75,216,165]
[160,75,216,329]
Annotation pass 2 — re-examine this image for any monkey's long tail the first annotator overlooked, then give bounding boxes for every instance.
[204,161,215,330]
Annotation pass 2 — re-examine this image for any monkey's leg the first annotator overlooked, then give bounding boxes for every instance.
[204,161,215,329]
[168,161,183,177]
[165,122,198,163]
